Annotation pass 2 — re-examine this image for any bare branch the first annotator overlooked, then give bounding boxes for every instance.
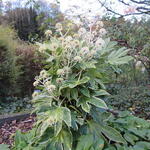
[130,0,150,5]
[118,0,130,6]
[97,0,148,17]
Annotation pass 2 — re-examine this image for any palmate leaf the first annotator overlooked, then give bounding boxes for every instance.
[78,96,107,113]
[93,89,110,96]
[80,87,90,98]
[75,134,94,150]
[71,88,78,101]
[32,94,53,113]
[78,98,91,113]
[47,129,72,150]
[80,60,97,70]
[0,144,10,150]
[88,121,126,145]
[75,134,104,150]
[99,124,127,144]
[100,38,117,55]
[90,97,108,109]
[107,47,133,65]
[38,107,71,136]
[60,76,90,91]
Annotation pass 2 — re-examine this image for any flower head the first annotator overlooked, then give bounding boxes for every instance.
[99,28,107,36]
[65,36,73,42]
[55,23,63,31]
[74,56,82,62]
[96,21,104,27]
[45,81,51,86]
[45,30,52,37]
[81,47,89,54]
[38,43,49,53]
[40,70,48,78]
[95,38,105,47]
[57,69,64,76]
[50,42,58,51]
[63,66,71,73]
[33,80,39,87]
[47,85,56,92]
[78,28,86,35]
[56,78,64,83]
[32,91,39,98]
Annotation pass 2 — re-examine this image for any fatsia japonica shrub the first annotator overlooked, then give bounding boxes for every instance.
[12,21,137,150]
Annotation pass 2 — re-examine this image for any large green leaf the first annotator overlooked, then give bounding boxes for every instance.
[89,96,107,109]
[38,107,71,136]
[71,88,78,101]
[80,87,90,98]
[124,133,138,145]
[100,38,117,55]
[107,48,133,65]
[93,89,110,96]
[62,107,72,127]
[60,77,90,90]
[55,129,72,150]
[76,134,93,150]
[99,124,126,144]
[78,96,107,113]
[80,60,97,70]
[0,144,10,150]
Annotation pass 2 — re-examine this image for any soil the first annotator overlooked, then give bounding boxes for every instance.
[0,116,35,146]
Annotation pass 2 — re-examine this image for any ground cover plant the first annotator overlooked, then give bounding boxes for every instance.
[0,21,144,150]
[106,84,150,119]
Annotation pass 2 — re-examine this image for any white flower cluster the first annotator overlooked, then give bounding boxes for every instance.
[57,67,71,79]
[55,23,63,31]
[35,20,107,93]
[33,70,48,87]
[45,30,52,37]
[33,70,57,94]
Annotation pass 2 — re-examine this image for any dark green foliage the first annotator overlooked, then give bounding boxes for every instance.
[6,7,40,41]
[8,111,150,150]
[106,84,150,119]
[104,17,150,78]
[0,25,21,99]
[16,44,43,97]
[0,97,32,115]
[0,25,42,107]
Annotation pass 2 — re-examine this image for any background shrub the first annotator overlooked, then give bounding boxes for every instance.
[0,25,21,100]
[0,25,43,104]
[16,43,43,97]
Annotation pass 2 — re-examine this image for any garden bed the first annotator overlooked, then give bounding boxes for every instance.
[0,113,35,146]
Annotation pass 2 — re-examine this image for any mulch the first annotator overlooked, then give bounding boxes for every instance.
[0,116,36,146]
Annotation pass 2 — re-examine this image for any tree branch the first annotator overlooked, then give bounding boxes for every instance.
[97,0,150,17]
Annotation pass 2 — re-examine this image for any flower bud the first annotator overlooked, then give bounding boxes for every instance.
[55,23,63,31]
[33,80,39,87]
[32,91,39,98]
[74,56,82,62]
[63,67,71,73]
[40,70,48,78]
[78,28,86,35]
[99,28,107,36]
[56,78,64,83]
[95,38,105,47]
[57,69,64,76]
[45,30,52,37]
[45,81,51,86]
[47,85,56,92]
[96,21,104,27]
